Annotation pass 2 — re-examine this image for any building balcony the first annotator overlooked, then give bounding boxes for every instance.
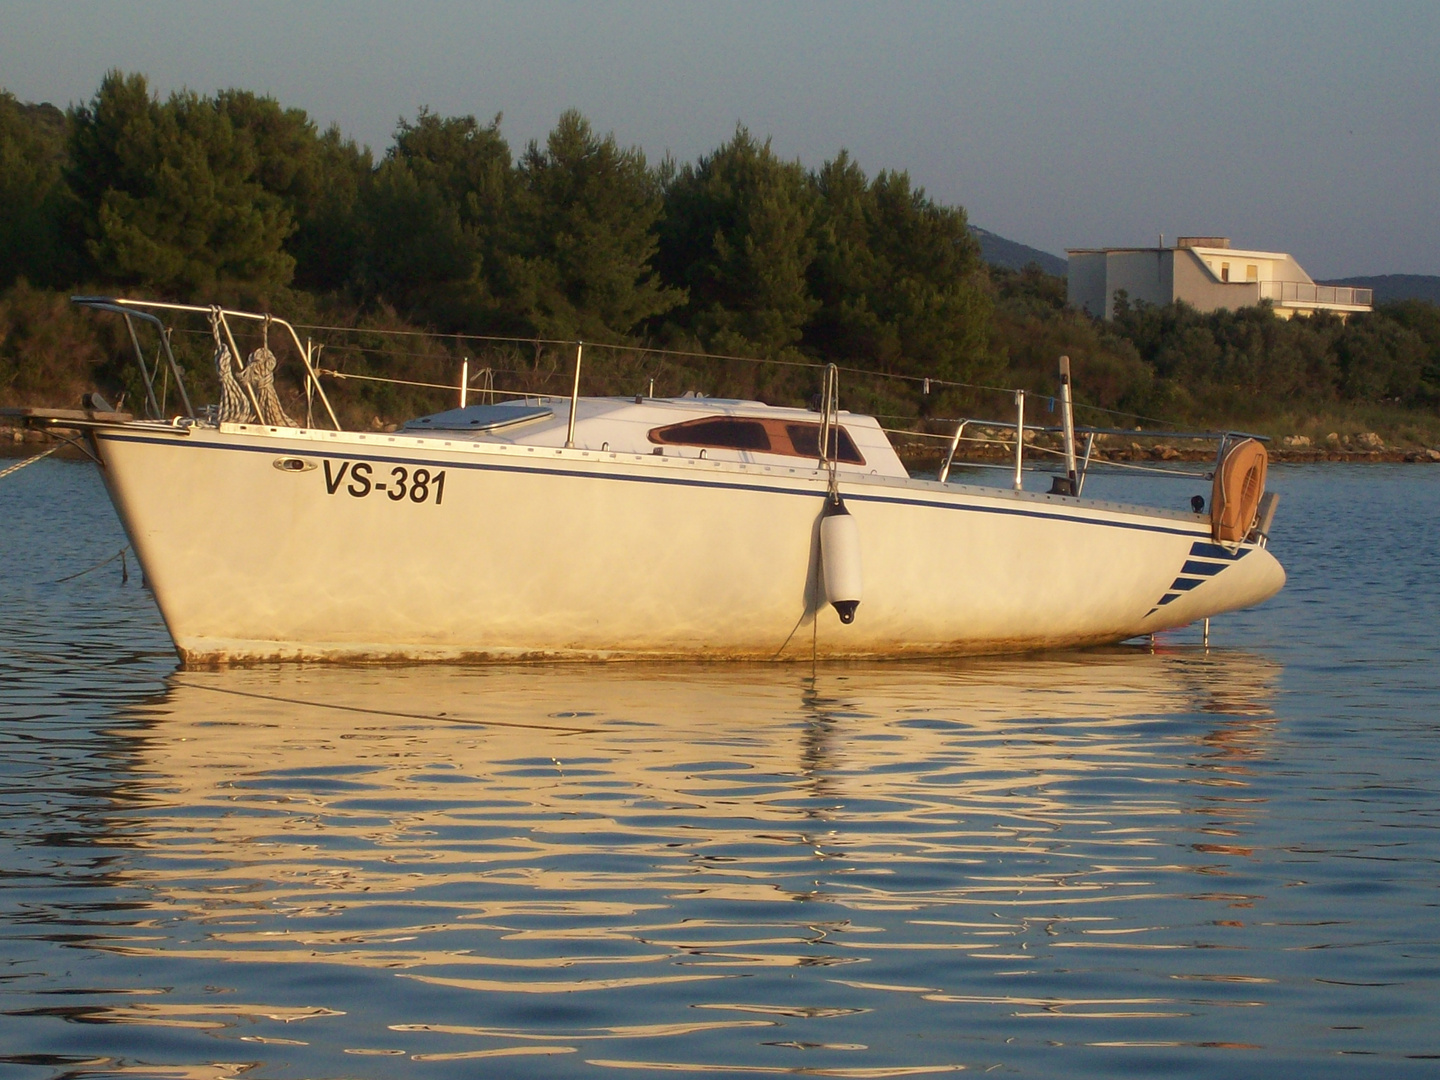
[1258,280,1372,311]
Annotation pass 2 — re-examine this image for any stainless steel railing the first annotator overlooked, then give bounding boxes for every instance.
[1258,281,1373,308]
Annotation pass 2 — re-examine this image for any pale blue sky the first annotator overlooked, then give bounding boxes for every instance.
[3,0,1436,277]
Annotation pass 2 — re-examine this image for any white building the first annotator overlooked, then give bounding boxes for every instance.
[1066,237,1372,320]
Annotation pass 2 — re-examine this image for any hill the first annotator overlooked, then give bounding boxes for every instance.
[1318,274,1440,305]
[969,226,1067,277]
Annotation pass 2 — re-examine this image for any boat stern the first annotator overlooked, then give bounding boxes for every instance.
[1140,539,1286,632]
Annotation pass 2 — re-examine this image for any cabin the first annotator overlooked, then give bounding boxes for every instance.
[401,395,911,478]
[1066,237,1372,321]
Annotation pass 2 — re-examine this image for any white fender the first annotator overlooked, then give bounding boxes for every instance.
[820,497,862,624]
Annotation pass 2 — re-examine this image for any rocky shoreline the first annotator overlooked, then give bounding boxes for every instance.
[4,425,54,446]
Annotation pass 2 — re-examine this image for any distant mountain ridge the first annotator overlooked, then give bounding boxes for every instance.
[1318,274,1440,305]
[969,227,1067,277]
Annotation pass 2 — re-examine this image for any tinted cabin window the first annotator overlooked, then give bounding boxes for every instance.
[785,424,865,465]
[648,415,867,465]
[649,417,772,451]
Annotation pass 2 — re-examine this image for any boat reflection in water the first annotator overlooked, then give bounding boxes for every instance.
[88,650,1282,1075]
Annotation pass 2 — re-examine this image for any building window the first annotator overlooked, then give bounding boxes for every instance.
[1246,264,1258,282]
[1221,262,1230,282]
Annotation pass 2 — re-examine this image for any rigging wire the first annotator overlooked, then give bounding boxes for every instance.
[314,369,539,394]
[162,317,1219,437]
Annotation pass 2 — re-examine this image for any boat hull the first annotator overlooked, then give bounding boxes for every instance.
[93,423,1285,664]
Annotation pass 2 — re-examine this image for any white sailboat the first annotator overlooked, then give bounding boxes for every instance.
[5,299,1284,665]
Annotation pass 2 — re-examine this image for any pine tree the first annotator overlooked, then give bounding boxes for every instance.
[354,155,481,313]
[0,92,75,288]
[808,152,993,383]
[214,90,372,294]
[506,110,681,341]
[286,124,372,293]
[352,109,512,325]
[67,71,296,297]
[658,127,817,357]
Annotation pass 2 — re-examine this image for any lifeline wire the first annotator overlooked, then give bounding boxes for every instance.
[172,313,1222,441]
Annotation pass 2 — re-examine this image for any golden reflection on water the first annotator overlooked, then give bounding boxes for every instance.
[86,650,1280,1072]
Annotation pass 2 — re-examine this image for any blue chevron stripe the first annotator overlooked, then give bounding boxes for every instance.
[1145,540,1251,619]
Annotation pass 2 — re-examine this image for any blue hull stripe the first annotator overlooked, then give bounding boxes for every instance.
[1181,559,1228,577]
[1189,541,1247,561]
[1144,539,1252,617]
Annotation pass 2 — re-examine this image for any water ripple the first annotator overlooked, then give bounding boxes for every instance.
[2,459,1439,1077]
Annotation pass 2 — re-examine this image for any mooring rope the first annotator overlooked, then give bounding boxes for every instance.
[53,547,130,584]
[0,444,59,480]
[239,316,296,427]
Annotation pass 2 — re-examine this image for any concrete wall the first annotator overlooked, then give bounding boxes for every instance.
[1104,250,1173,312]
[1067,251,1108,316]
[1172,249,1261,313]
[1187,248,1312,286]
[1066,249,1171,319]
[1270,253,1311,285]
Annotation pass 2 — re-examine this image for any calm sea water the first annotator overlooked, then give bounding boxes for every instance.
[0,456,1437,1078]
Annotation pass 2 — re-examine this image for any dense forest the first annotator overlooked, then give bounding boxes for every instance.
[3,72,1438,446]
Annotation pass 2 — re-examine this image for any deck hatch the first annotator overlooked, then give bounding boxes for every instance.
[404,404,554,432]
